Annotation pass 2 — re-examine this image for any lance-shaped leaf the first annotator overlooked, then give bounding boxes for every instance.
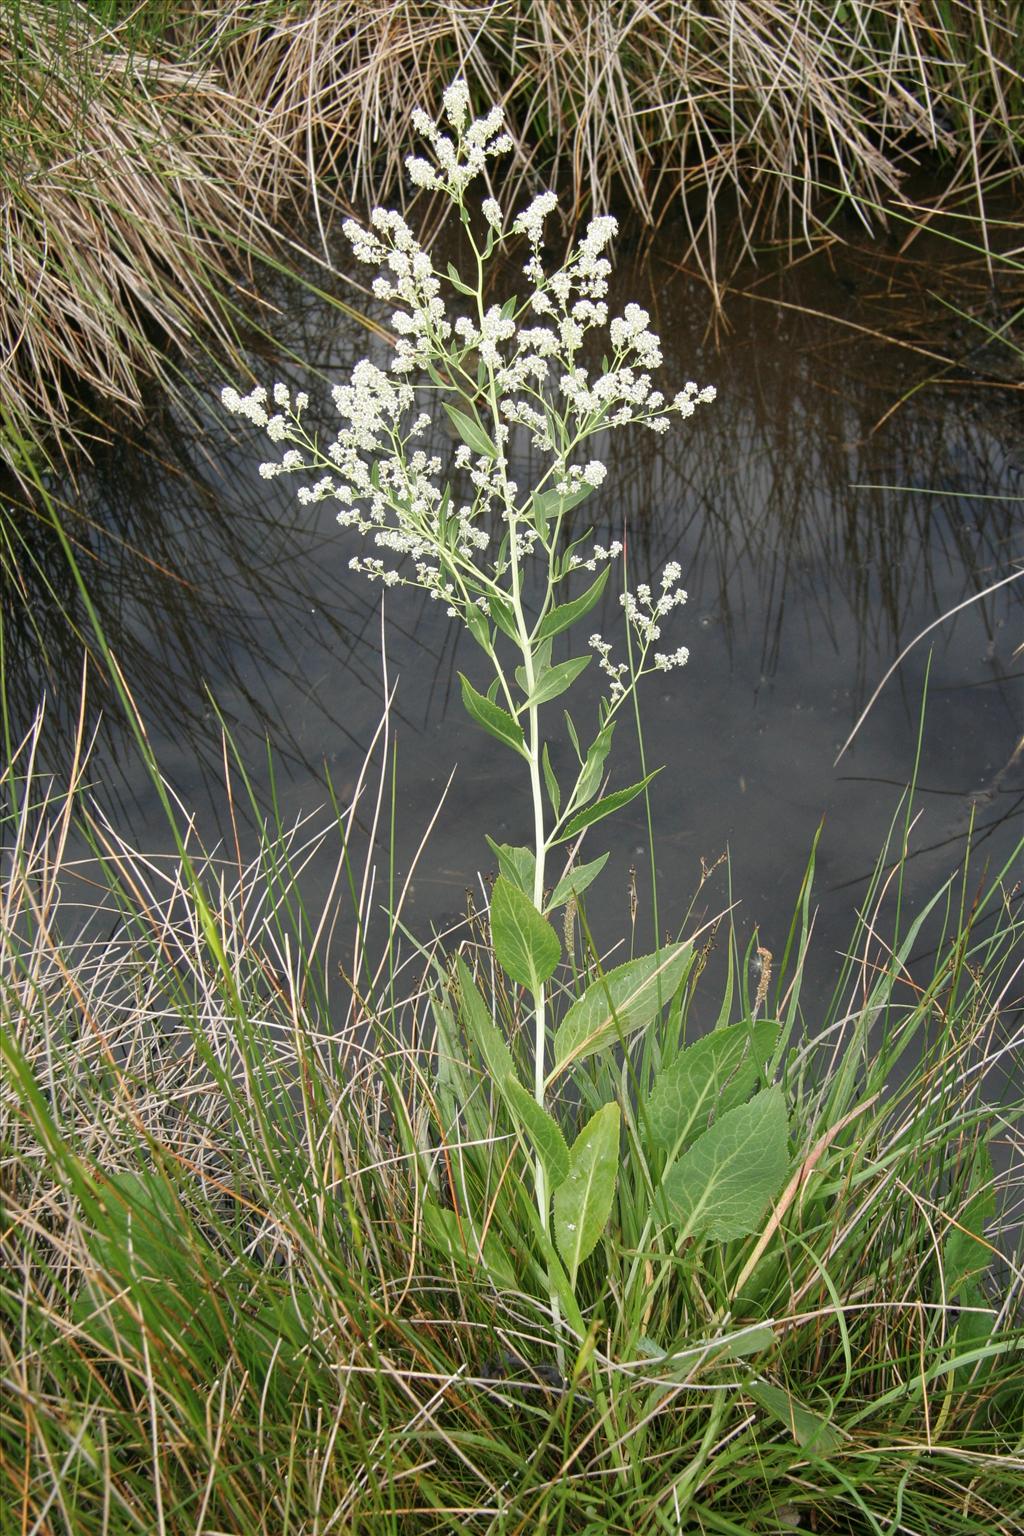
[525,654,590,708]
[453,959,567,1188]
[485,838,536,897]
[458,673,527,758]
[444,402,497,458]
[747,1381,843,1455]
[505,1078,570,1188]
[487,591,519,640]
[421,1201,517,1289]
[643,1019,781,1155]
[659,1086,789,1241]
[553,1102,620,1282]
[546,852,609,912]
[542,742,561,817]
[491,875,561,992]
[556,771,660,842]
[552,945,693,1076]
[452,955,517,1090]
[536,568,609,642]
[571,721,614,806]
[531,484,594,536]
[943,1149,996,1299]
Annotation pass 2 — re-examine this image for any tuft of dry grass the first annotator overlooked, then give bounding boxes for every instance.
[2,0,1022,480]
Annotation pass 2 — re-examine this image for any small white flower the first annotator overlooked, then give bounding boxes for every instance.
[405,156,439,189]
[442,79,471,131]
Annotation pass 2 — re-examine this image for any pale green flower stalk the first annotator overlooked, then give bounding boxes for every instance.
[224,79,716,1283]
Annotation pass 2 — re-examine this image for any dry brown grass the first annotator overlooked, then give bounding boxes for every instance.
[2,0,1022,480]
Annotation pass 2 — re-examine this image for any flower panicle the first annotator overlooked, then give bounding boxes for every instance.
[225,82,716,652]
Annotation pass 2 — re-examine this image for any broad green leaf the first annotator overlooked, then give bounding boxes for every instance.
[644,1019,780,1154]
[485,838,536,897]
[943,1149,995,1298]
[542,742,561,817]
[443,403,497,458]
[536,568,609,642]
[717,1325,776,1359]
[75,1173,217,1358]
[557,771,659,842]
[748,1381,843,1454]
[942,1150,997,1386]
[553,1102,620,1281]
[636,1324,775,1374]
[660,1086,789,1241]
[420,1201,517,1288]
[490,875,561,992]
[458,673,527,757]
[526,654,590,708]
[951,1282,997,1386]
[505,1077,570,1188]
[553,945,694,1074]
[546,852,609,911]
[452,955,517,1090]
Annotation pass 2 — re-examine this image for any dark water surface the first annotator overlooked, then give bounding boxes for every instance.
[10,222,1024,1010]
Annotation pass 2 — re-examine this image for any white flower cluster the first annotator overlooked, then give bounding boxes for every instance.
[620,562,688,645]
[588,561,690,704]
[224,83,717,638]
[568,538,623,574]
[403,79,513,199]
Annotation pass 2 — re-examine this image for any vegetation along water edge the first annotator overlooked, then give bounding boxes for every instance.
[3,80,1023,1534]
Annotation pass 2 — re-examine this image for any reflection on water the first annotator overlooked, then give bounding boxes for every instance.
[5,224,1022,1004]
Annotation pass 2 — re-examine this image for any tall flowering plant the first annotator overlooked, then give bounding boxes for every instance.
[226,83,789,1338]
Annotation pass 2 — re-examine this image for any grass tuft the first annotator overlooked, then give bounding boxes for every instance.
[3,691,1022,1532]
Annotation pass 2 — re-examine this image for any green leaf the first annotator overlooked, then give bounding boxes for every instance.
[644,1020,781,1154]
[536,568,609,641]
[526,655,590,708]
[487,592,519,640]
[446,262,477,297]
[421,1201,517,1289]
[464,602,490,648]
[557,771,660,842]
[485,838,536,897]
[553,1102,620,1282]
[490,875,561,992]
[443,403,497,458]
[515,638,553,696]
[542,743,561,817]
[531,484,594,537]
[505,1078,570,1188]
[564,710,583,762]
[458,673,527,757]
[943,1150,995,1299]
[452,955,518,1090]
[75,1173,218,1358]
[747,1381,842,1455]
[572,721,614,806]
[546,852,609,911]
[659,1086,789,1241]
[553,945,694,1074]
